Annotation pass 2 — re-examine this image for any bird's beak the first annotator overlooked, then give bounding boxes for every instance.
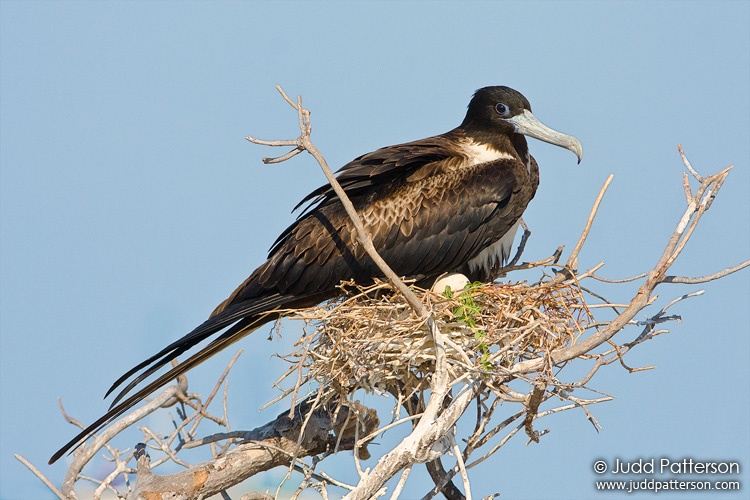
[507,109,583,163]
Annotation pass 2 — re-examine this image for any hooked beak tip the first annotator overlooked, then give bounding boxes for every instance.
[569,139,583,164]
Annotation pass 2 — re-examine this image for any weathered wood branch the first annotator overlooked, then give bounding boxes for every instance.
[129,400,378,500]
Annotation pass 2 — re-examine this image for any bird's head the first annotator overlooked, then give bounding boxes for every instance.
[461,86,583,163]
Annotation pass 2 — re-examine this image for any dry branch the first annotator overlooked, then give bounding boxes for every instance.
[129,399,378,500]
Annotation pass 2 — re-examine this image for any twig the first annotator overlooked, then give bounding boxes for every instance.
[14,454,65,500]
[678,144,703,182]
[504,219,530,268]
[628,290,704,346]
[391,465,412,500]
[663,259,750,284]
[450,433,472,500]
[589,271,648,284]
[356,414,424,448]
[60,384,183,497]
[566,174,614,270]
[92,448,130,499]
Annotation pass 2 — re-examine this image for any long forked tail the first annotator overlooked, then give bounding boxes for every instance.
[49,291,320,465]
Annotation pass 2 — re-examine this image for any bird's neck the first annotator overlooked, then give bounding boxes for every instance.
[510,134,531,170]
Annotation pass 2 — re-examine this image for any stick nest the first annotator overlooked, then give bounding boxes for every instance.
[278,277,591,404]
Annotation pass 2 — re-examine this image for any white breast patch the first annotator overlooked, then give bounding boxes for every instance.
[461,140,514,167]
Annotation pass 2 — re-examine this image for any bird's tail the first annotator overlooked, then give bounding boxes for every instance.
[48,291,322,464]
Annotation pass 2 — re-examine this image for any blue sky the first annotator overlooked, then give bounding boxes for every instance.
[1,1,748,499]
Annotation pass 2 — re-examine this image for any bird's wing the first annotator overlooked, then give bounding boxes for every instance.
[290,135,464,220]
[228,153,532,303]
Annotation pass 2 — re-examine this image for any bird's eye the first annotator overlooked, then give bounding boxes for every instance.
[495,103,511,116]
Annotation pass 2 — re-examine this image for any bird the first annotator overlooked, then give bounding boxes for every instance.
[50,86,582,464]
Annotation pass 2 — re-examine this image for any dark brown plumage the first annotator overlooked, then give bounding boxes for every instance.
[50,86,582,464]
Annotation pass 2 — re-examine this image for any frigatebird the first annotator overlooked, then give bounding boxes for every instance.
[50,86,582,464]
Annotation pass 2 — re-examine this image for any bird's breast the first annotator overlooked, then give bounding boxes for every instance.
[460,139,515,167]
[464,219,521,281]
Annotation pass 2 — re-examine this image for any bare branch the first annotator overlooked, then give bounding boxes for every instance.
[663,259,750,284]
[566,173,614,270]
[503,218,531,269]
[15,454,65,500]
[449,433,472,500]
[678,144,703,182]
[130,400,378,499]
[61,384,184,497]
[589,271,648,284]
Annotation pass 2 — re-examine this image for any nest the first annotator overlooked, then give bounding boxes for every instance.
[277,277,591,405]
